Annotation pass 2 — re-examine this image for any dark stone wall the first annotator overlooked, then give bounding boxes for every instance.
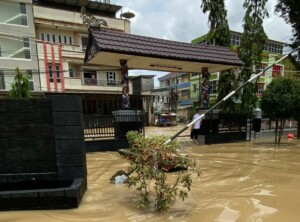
[0,99,56,182]
[52,96,87,182]
[0,96,87,184]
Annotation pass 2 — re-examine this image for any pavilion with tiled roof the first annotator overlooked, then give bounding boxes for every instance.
[85,28,243,73]
[84,28,243,108]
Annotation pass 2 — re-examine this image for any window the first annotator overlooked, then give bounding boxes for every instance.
[69,36,73,45]
[257,84,264,95]
[52,34,56,43]
[84,70,97,85]
[47,34,50,42]
[81,36,88,51]
[230,34,241,46]
[69,68,74,77]
[0,45,2,57]
[23,38,29,47]
[27,69,34,90]
[21,18,27,26]
[48,64,53,82]
[209,80,218,94]
[0,70,5,90]
[56,64,60,83]
[272,65,283,77]
[181,90,188,96]
[58,35,62,43]
[20,3,26,14]
[64,36,67,44]
[48,63,61,83]
[25,49,30,59]
[193,84,197,93]
[106,71,116,85]
[41,33,45,41]
[260,63,267,76]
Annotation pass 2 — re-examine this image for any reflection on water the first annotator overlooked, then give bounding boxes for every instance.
[2,138,300,222]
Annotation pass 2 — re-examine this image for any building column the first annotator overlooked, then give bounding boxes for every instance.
[120,59,129,108]
[201,67,210,108]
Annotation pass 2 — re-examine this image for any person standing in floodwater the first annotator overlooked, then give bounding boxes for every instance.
[190,108,201,144]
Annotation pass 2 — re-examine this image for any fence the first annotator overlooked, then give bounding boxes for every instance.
[260,118,297,130]
[83,113,145,140]
[199,112,251,144]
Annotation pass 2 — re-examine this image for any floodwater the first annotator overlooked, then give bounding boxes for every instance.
[1,126,300,222]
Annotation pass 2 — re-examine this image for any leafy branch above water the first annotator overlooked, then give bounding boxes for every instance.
[123,131,200,212]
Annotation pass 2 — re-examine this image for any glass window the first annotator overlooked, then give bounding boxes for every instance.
[23,38,29,47]
[20,3,26,14]
[41,33,45,41]
[25,49,30,59]
[209,80,218,94]
[47,34,50,42]
[48,64,53,82]
[26,69,33,90]
[257,84,264,95]
[58,35,62,43]
[69,68,74,77]
[272,65,283,77]
[69,36,73,45]
[52,35,56,42]
[81,36,89,51]
[21,17,27,26]
[193,84,197,93]
[106,72,116,84]
[0,1,27,26]
[56,64,60,83]
[64,36,67,44]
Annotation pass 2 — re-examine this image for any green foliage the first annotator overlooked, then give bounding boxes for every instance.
[9,67,31,98]
[217,69,238,112]
[237,0,268,112]
[125,131,200,212]
[275,0,300,49]
[126,130,142,147]
[200,0,230,47]
[261,77,300,144]
[201,0,238,112]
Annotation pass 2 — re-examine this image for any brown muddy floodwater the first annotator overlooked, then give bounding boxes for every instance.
[1,126,300,222]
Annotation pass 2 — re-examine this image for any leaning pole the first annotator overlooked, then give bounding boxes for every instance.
[164,46,300,145]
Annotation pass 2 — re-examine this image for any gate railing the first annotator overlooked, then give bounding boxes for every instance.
[83,113,145,140]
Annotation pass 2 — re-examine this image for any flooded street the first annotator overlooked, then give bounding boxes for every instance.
[1,126,300,221]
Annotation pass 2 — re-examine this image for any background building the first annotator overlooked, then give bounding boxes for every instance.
[33,0,133,114]
[0,0,39,95]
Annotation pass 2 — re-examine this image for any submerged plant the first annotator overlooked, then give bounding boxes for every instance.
[125,131,200,212]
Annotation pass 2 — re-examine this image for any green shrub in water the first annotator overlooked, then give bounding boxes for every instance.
[125,131,200,212]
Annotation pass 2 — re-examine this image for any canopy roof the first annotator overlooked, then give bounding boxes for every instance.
[84,28,243,73]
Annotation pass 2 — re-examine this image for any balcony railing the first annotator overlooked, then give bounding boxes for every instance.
[82,78,122,87]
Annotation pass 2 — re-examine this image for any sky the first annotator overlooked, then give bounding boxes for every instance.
[112,0,294,86]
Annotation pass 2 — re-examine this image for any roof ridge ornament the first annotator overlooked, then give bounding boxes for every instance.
[80,7,108,28]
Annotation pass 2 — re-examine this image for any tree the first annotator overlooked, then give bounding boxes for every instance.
[9,67,31,98]
[238,0,269,112]
[261,77,300,145]
[275,0,300,49]
[200,0,236,111]
[200,0,230,47]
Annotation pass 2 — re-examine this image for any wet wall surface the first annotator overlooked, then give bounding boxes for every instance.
[1,127,300,221]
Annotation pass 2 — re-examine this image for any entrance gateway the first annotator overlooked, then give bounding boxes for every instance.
[84,27,244,142]
[84,28,243,108]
